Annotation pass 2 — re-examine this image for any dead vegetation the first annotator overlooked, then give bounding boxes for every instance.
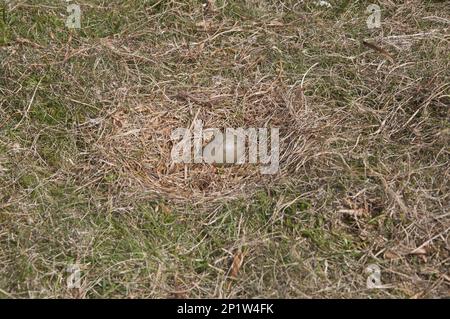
[0,0,449,298]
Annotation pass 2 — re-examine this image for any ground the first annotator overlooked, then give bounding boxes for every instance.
[0,0,449,298]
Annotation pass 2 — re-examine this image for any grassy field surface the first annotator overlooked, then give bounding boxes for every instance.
[0,0,449,298]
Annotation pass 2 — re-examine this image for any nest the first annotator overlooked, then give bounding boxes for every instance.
[88,79,325,206]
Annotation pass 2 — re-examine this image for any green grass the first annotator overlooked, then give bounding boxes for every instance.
[0,0,449,298]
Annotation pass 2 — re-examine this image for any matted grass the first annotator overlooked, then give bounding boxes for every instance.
[0,0,449,298]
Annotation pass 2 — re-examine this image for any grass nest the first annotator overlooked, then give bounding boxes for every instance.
[86,78,329,205]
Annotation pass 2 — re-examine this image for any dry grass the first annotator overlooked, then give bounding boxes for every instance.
[0,0,449,298]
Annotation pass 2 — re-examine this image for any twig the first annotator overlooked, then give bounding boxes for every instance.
[14,76,44,129]
[362,40,394,62]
